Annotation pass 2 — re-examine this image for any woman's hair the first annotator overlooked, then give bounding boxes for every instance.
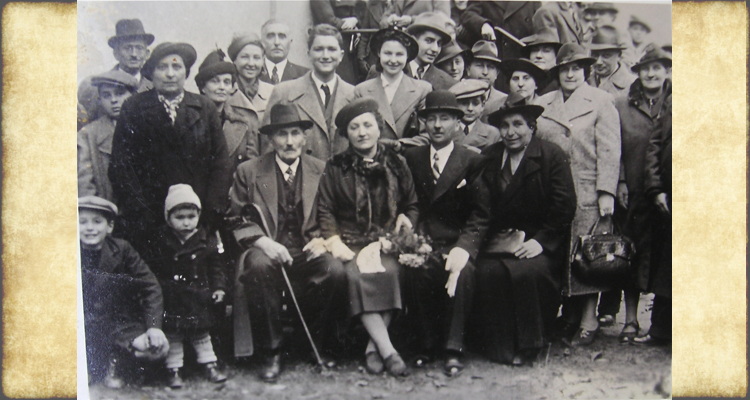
[308,24,344,50]
[338,110,385,138]
[375,34,412,73]
[557,60,591,82]
[198,71,237,93]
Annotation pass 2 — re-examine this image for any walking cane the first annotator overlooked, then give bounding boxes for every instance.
[240,204,326,368]
[494,26,527,47]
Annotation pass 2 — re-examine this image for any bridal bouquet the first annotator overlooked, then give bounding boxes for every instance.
[379,230,439,269]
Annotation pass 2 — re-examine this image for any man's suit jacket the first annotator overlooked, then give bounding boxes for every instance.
[406,63,458,91]
[403,144,485,253]
[456,120,501,151]
[262,72,354,160]
[259,61,310,85]
[352,74,432,140]
[228,153,326,244]
[533,2,582,45]
[589,62,637,99]
[461,1,540,61]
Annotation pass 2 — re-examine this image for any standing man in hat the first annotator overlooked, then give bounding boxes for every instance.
[402,90,485,376]
[533,1,583,45]
[262,24,355,161]
[628,15,652,64]
[109,42,232,257]
[461,1,540,62]
[402,12,457,91]
[227,102,347,382]
[589,25,636,98]
[259,20,310,85]
[78,70,138,201]
[78,19,155,128]
[465,40,507,122]
[449,79,501,152]
[520,27,563,95]
[581,3,636,65]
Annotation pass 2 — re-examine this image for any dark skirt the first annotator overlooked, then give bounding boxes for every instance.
[345,245,403,317]
[615,193,656,291]
[475,253,561,364]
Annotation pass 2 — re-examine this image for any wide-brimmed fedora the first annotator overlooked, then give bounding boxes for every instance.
[549,43,595,77]
[521,27,562,53]
[417,90,464,119]
[369,27,420,63]
[487,92,545,127]
[628,15,652,33]
[435,40,470,66]
[630,43,672,72]
[470,40,502,65]
[584,2,618,14]
[141,42,197,80]
[406,11,453,44]
[90,69,139,90]
[259,103,314,135]
[194,49,237,89]
[500,58,548,87]
[335,97,380,136]
[449,79,490,100]
[588,25,626,52]
[107,19,155,48]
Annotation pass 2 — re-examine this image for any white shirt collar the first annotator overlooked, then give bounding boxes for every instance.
[265,58,289,78]
[311,72,337,102]
[275,155,300,177]
[409,61,429,79]
[429,141,455,174]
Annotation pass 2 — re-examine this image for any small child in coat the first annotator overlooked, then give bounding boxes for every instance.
[79,195,169,389]
[149,184,228,388]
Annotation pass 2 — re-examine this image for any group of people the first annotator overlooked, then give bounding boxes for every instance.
[78,0,672,391]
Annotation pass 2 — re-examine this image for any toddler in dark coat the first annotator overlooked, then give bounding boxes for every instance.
[147,184,228,388]
[79,196,168,389]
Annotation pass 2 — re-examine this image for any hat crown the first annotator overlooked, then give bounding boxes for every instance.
[335,97,380,132]
[472,40,499,59]
[115,19,147,37]
[556,43,590,65]
[523,27,561,46]
[268,103,306,128]
[199,49,229,72]
[637,42,672,65]
[436,40,466,64]
[78,195,118,216]
[424,90,460,110]
[407,11,453,40]
[587,2,618,12]
[449,79,489,98]
[591,25,621,47]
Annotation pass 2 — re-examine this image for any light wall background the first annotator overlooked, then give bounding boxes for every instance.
[78,1,671,94]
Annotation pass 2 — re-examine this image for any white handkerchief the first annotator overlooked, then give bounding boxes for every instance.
[456,179,467,189]
[356,242,386,274]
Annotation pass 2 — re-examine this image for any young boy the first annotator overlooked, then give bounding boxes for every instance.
[449,79,501,152]
[77,70,138,200]
[79,195,168,389]
[147,184,227,388]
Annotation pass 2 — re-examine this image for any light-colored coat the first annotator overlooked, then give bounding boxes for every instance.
[263,72,354,160]
[78,115,116,200]
[352,73,432,142]
[536,84,621,296]
[590,62,636,99]
[456,120,501,152]
[227,80,274,123]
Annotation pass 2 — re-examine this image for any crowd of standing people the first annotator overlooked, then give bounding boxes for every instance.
[77,0,672,390]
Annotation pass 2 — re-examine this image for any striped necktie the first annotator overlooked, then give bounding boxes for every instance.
[432,153,441,183]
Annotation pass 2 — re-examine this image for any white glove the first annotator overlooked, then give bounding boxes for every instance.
[356,241,387,274]
[325,235,356,261]
[393,213,413,234]
[481,23,496,40]
[444,247,470,297]
[303,237,328,261]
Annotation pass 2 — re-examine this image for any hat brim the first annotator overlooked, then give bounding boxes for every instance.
[78,204,118,218]
[406,24,452,45]
[499,59,548,87]
[435,48,470,66]
[370,29,420,64]
[142,43,197,81]
[549,57,596,77]
[417,106,464,119]
[259,120,315,135]
[108,33,155,48]
[487,104,545,127]
[629,21,652,32]
[630,57,672,72]
[588,43,626,51]
[471,54,503,65]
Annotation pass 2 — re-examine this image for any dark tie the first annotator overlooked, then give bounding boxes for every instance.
[321,84,331,108]
[286,166,295,185]
[271,66,280,84]
[464,124,470,136]
[416,65,425,80]
[432,153,441,183]
[500,157,513,191]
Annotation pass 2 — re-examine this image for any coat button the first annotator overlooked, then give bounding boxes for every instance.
[191,254,197,260]
[174,275,180,281]
[174,256,178,261]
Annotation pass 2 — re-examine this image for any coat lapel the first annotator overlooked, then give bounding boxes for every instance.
[432,146,469,202]
[391,76,419,122]
[98,238,121,273]
[564,84,596,120]
[366,78,398,134]
[498,138,542,207]
[256,156,279,235]
[558,3,579,38]
[291,73,328,134]
[331,76,352,134]
[539,90,571,131]
[412,146,436,199]
[300,156,322,226]
[176,92,204,130]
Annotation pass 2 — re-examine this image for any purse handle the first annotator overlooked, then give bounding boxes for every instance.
[588,215,623,236]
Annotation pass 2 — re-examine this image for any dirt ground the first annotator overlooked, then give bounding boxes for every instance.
[88,294,671,400]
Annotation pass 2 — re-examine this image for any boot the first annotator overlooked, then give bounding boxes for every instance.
[103,356,124,389]
[203,362,227,383]
[167,368,183,389]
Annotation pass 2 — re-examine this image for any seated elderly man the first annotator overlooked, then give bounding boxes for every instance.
[78,19,155,128]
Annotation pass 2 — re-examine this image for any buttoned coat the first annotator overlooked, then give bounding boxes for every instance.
[461,1,540,61]
[380,0,451,28]
[536,83,621,296]
[221,100,261,174]
[590,62,637,99]
[403,144,486,250]
[352,74,432,141]
[78,115,116,200]
[262,72,355,160]
[78,65,153,128]
[109,90,232,254]
[227,153,326,355]
[456,120,501,151]
[533,2,582,44]
[259,61,310,85]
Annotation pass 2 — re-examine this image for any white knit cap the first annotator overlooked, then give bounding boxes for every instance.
[164,184,201,221]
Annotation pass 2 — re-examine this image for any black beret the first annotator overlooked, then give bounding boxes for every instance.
[335,97,380,136]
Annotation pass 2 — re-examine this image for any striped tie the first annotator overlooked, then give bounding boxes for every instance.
[432,153,441,183]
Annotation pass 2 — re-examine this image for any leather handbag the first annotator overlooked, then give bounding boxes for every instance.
[571,216,635,286]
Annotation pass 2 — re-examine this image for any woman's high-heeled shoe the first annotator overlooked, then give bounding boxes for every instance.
[618,321,640,344]
[365,351,384,374]
[384,353,408,377]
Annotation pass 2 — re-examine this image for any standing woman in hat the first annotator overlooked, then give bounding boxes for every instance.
[535,43,621,346]
[520,27,563,95]
[498,58,548,106]
[472,100,576,365]
[352,28,432,152]
[226,34,275,123]
[195,49,260,172]
[435,40,470,81]
[318,98,419,377]
[109,42,232,257]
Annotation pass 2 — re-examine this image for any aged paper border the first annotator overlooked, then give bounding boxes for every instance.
[1,1,747,398]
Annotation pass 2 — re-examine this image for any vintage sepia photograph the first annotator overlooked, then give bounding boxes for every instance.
[77,1,672,398]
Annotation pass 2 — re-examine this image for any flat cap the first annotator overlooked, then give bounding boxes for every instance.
[79,196,118,218]
[449,79,489,100]
[90,69,139,90]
